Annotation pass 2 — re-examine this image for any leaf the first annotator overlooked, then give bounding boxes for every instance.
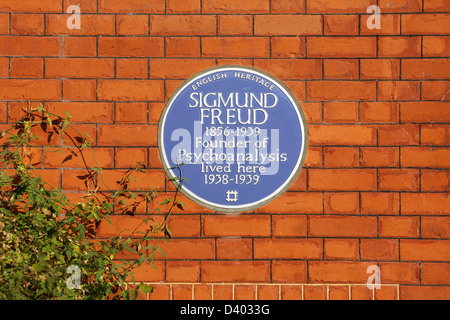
[139,284,153,294]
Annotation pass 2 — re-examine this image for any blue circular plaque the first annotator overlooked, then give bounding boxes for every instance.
[158,66,308,213]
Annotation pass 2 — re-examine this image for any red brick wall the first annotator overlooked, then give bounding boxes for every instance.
[0,0,449,300]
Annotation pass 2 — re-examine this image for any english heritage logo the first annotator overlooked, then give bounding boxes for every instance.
[158,66,308,213]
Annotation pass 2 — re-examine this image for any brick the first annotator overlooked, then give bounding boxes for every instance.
[309,261,373,283]
[379,216,420,238]
[378,81,421,101]
[323,147,359,168]
[98,0,165,13]
[378,36,421,57]
[421,263,450,285]
[307,37,376,58]
[254,238,323,259]
[45,58,115,78]
[218,15,253,36]
[324,239,359,260]
[360,102,399,123]
[97,80,164,101]
[421,169,450,191]
[115,148,147,168]
[0,36,61,57]
[401,240,450,261]
[309,125,377,146]
[213,285,233,300]
[375,286,398,300]
[323,59,359,79]
[255,15,322,36]
[329,286,350,300]
[64,0,97,13]
[307,0,375,13]
[309,216,377,237]
[422,81,450,101]
[401,147,450,168]
[272,215,307,237]
[350,286,373,300]
[281,285,303,300]
[309,169,377,191]
[166,261,200,282]
[166,37,200,58]
[0,0,62,12]
[202,37,270,58]
[324,15,358,35]
[362,192,400,215]
[216,238,252,260]
[97,124,157,146]
[116,59,148,79]
[202,0,270,13]
[43,147,114,168]
[360,14,400,35]
[0,102,5,122]
[271,37,305,58]
[167,0,200,13]
[323,102,358,123]
[272,0,305,12]
[150,15,216,36]
[172,285,193,300]
[402,59,450,79]
[11,14,44,35]
[256,192,323,214]
[63,37,96,57]
[46,14,115,35]
[254,59,322,80]
[361,239,399,260]
[381,0,422,12]
[159,239,215,260]
[257,285,279,300]
[149,58,216,79]
[401,102,449,123]
[201,261,270,283]
[0,79,61,100]
[10,58,43,78]
[302,103,322,124]
[304,285,327,300]
[63,79,96,101]
[116,14,148,36]
[234,285,256,300]
[304,147,323,167]
[202,215,271,237]
[97,216,157,238]
[284,81,306,102]
[127,261,165,282]
[307,81,376,101]
[379,262,420,284]
[0,14,8,35]
[360,59,400,80]
[116,102,147,123]
[423,36,450,57]
[324,192,359,214]
[168,215,201,238]
[424,0,450,12]
[98,37,164,57]
[402,193,450,215]
[401,286,450,300]
[378,124,420,146]
[194,284,212,300]
[45,102,114,123]
[402,13,450,35]
[272,261,307,283]
[149,284,170,300]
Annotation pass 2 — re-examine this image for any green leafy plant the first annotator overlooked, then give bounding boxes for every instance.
[0,105,185,300]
